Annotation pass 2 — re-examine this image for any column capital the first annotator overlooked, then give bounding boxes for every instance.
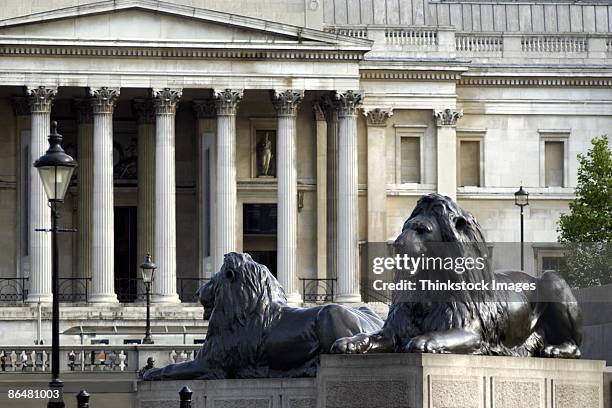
[271,89,304,116]
[132,98,155,124]
[365,108,393,127]
[73,98,93,124]
[312,102,326,122]
[27,86,57,113]
[193,99,216,119]
[153,88,182,115]
[214,89,243,115]
[434,108,463,127]
[335,90,364,117]
[11,97,30,117]
[320,94,339,122]
[89,87,120,114]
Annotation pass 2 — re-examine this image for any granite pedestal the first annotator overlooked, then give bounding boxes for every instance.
[135,354,605,408]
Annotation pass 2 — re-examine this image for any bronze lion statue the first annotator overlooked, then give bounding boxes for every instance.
[332,193,582,358]
[144,252,383,380]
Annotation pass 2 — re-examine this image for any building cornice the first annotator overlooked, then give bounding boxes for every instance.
[459,76,612,87]
[361,70,463,81]
[0,42,365,61]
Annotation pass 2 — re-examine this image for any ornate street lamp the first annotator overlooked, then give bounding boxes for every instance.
[140,253,156,344]
[514,186,529,271]
[34,121,77,408]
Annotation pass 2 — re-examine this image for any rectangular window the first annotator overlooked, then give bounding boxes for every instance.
[458,140,480,187]
[544,141,564,187]
[400,137,420,183]
[542,256,567,273]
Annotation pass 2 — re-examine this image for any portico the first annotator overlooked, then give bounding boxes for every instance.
[0,1,369,304]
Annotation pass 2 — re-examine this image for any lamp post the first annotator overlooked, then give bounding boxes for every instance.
[514,185,529,271]
[34,121,77,408]
[140,253,156,344]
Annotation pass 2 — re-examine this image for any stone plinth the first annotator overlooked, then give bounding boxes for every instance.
[318,354,605,408]
[136,378,316,408]
[135,354,605,408]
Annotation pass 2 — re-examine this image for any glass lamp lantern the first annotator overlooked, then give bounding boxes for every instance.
[34,121,77,203]
[514,185,529,207]
[140,253,157,284]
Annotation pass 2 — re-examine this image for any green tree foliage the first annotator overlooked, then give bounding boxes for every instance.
[557,135,612,287]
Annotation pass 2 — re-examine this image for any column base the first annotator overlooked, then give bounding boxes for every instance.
[26,293,53,303]
[285,292,303,305]
[88,293,119,303]
[335,294,362,304]
[151,293,181,304]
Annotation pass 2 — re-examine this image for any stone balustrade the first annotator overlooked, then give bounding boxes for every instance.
[0,345,200,373]
[324,25,611,63]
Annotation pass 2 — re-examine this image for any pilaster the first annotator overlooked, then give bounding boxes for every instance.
[365,108,393,243]
[73,99,94,281]
[434,108,463,200]
[132,99,156,276]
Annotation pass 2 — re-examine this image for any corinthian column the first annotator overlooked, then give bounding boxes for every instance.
[321,95,339,279]
[335,90,363,303]
[434,108,463,201]
[26,86,56,303]
[214,89,243,267]
[73,99,94,281]
[132,99,156,273]
[272,90,304,304]
[193,99,217,277]
[152,88,182,303]
[89,87,119,303]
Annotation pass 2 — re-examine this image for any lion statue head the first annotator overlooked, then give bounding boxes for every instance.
[195,252,286,377]
[393,194,492,299]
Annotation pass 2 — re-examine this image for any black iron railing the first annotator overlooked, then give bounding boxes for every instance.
[178,278,210,303]
[361,285,392,305]
[300,278,336,302]
[58,278,91,302]
[115,278,146,303]
[0,277,28,302]
[0,276,212,303]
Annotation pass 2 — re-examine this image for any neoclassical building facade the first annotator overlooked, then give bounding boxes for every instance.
[0,0,610,324]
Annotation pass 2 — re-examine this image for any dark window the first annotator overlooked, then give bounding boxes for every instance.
[243,204,277,235]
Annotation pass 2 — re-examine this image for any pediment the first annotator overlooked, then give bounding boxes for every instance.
[0,0,370,49]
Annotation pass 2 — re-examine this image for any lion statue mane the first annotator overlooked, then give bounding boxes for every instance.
[144,252,383,380]
[332,193,582,358]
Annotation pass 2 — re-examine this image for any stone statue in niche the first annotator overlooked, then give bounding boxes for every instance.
[256,131,274,177]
